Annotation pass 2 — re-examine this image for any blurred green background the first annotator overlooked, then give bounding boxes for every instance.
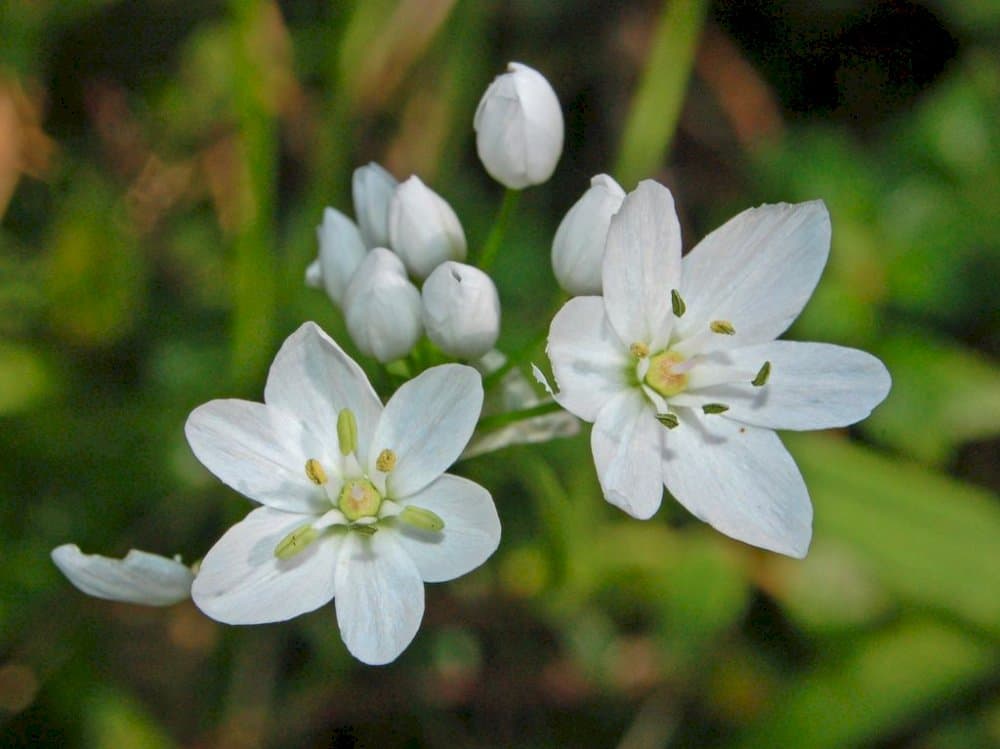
[1,0,998,746]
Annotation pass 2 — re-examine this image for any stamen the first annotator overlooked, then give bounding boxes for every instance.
[337,409,358,456]
[655,412,679,429]
[752,361,771,387]
[352,524,378,536]
[376,448,396,472]
[671,289,686,317]
[274,523,320,560]
[629,342,649,359]
[702,403,730,415]
[399,505,445,532]
[304,458,328,485]
[710,320,736,335]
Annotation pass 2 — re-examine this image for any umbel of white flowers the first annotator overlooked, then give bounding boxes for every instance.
[538,180,891,558]
[474,62,564,190]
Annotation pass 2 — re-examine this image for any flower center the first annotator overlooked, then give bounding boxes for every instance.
[338,478,382,520]
[644,350,689,397]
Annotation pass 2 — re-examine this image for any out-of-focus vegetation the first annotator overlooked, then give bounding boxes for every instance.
[1,0,997,746]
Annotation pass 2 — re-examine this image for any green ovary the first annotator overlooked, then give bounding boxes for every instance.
[644,350,689,397]
[338,478,382,520]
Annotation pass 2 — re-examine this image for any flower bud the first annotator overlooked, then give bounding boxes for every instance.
[474,62,564,189]
[421,261,500,359]
[389,176,467,279]
[551,174,625,295]
[343,248,423,362]
[352,162,397,249]
[305,207,368,306]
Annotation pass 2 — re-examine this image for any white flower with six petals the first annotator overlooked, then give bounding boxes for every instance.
[185,322,501,664]
[538,180,890,558]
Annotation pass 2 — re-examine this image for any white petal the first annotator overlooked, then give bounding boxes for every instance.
[316,207,368,305]
[335,530,425,665]
[591,389,664,519]
[602,180,681,350]
[392,474,501,583]
[185,399,327,513]
[692,341,892,430]
[662,411,812,558]
[191,506,342,624]
[678,201,830,348]
[546,296,629,422]
[372,364,483,498]
[51,544,193,606]
[263,322,383,468]
[352,162,398,249]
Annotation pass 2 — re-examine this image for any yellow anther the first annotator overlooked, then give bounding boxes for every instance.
[304,458,328,485]
[629,342,650,359]
[376,448,397,472]
[337,409,358,456]
[710,320,736,335]
[274,523,320,560]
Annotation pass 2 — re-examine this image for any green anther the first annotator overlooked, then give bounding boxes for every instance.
[399,505,445,532]
[655,412,679,429]
[710,320,736,335]
[337,409,358,456]
[352,524,378,536]
[752,360,771,387]
[671,289,686,317]
[274,523,320,560]
[702,403,730,414]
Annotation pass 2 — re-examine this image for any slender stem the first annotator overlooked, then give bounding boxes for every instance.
[484,289,567,391]
[477,188,520,270]
[614,0,708,186]
[475,401,562,434]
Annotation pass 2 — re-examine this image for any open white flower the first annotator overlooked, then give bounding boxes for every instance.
[538,180,891,558]
[185,322,500,665]
[51,544,194,606]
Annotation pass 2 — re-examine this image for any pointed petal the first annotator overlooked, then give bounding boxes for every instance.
[191,507,342,624]
[51,544,193,606]
[185,399,327,513]
[546,296,629,422]
[678,201,830,348]
[392,474,500,583]
[591,389,664,519]
[692,341,892,430]
[663,411,812,558]
[263,322,383,467]
[373,364,483,498]
[602,180,681,350]
[335,531,425,665]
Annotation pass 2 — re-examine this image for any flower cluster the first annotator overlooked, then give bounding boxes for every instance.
[52,60,890,665]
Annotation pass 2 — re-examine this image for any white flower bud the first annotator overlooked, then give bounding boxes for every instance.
[421,261,500,359]
[551,174,626,295]
[306,207,368,306]
[343,248,423,362]
[389,176,467,279]
[473,62,564,189]
[352,162,398,249]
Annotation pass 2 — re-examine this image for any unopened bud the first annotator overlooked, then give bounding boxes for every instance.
[352,162,397,249]
[307,207,367,306]
[551,174,625,295]
[343,249,423,363]
[389,176,467,279]
[421,262,501,359]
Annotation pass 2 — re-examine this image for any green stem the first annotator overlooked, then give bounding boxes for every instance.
[614,0,708,187]
[477,188,521,270]
[476,401,563,434]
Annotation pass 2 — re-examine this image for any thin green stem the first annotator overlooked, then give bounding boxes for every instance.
[475,401,562,434]
[477,188,521,270]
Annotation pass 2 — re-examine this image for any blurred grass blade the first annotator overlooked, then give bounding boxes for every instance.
[614,0,708,187]
[788,433,1000,636]
[728,617,997,749]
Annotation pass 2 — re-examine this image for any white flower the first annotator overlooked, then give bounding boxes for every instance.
[343,248,423,363]
[538,180,891,558]
[389,176,467,279]
[552,174,626,295]
[421,261,500,359]
[473,62,564,189]
[51,544,194,606]
[352,162,398,249]
[305,207,368,306]
[185,322,501,665]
